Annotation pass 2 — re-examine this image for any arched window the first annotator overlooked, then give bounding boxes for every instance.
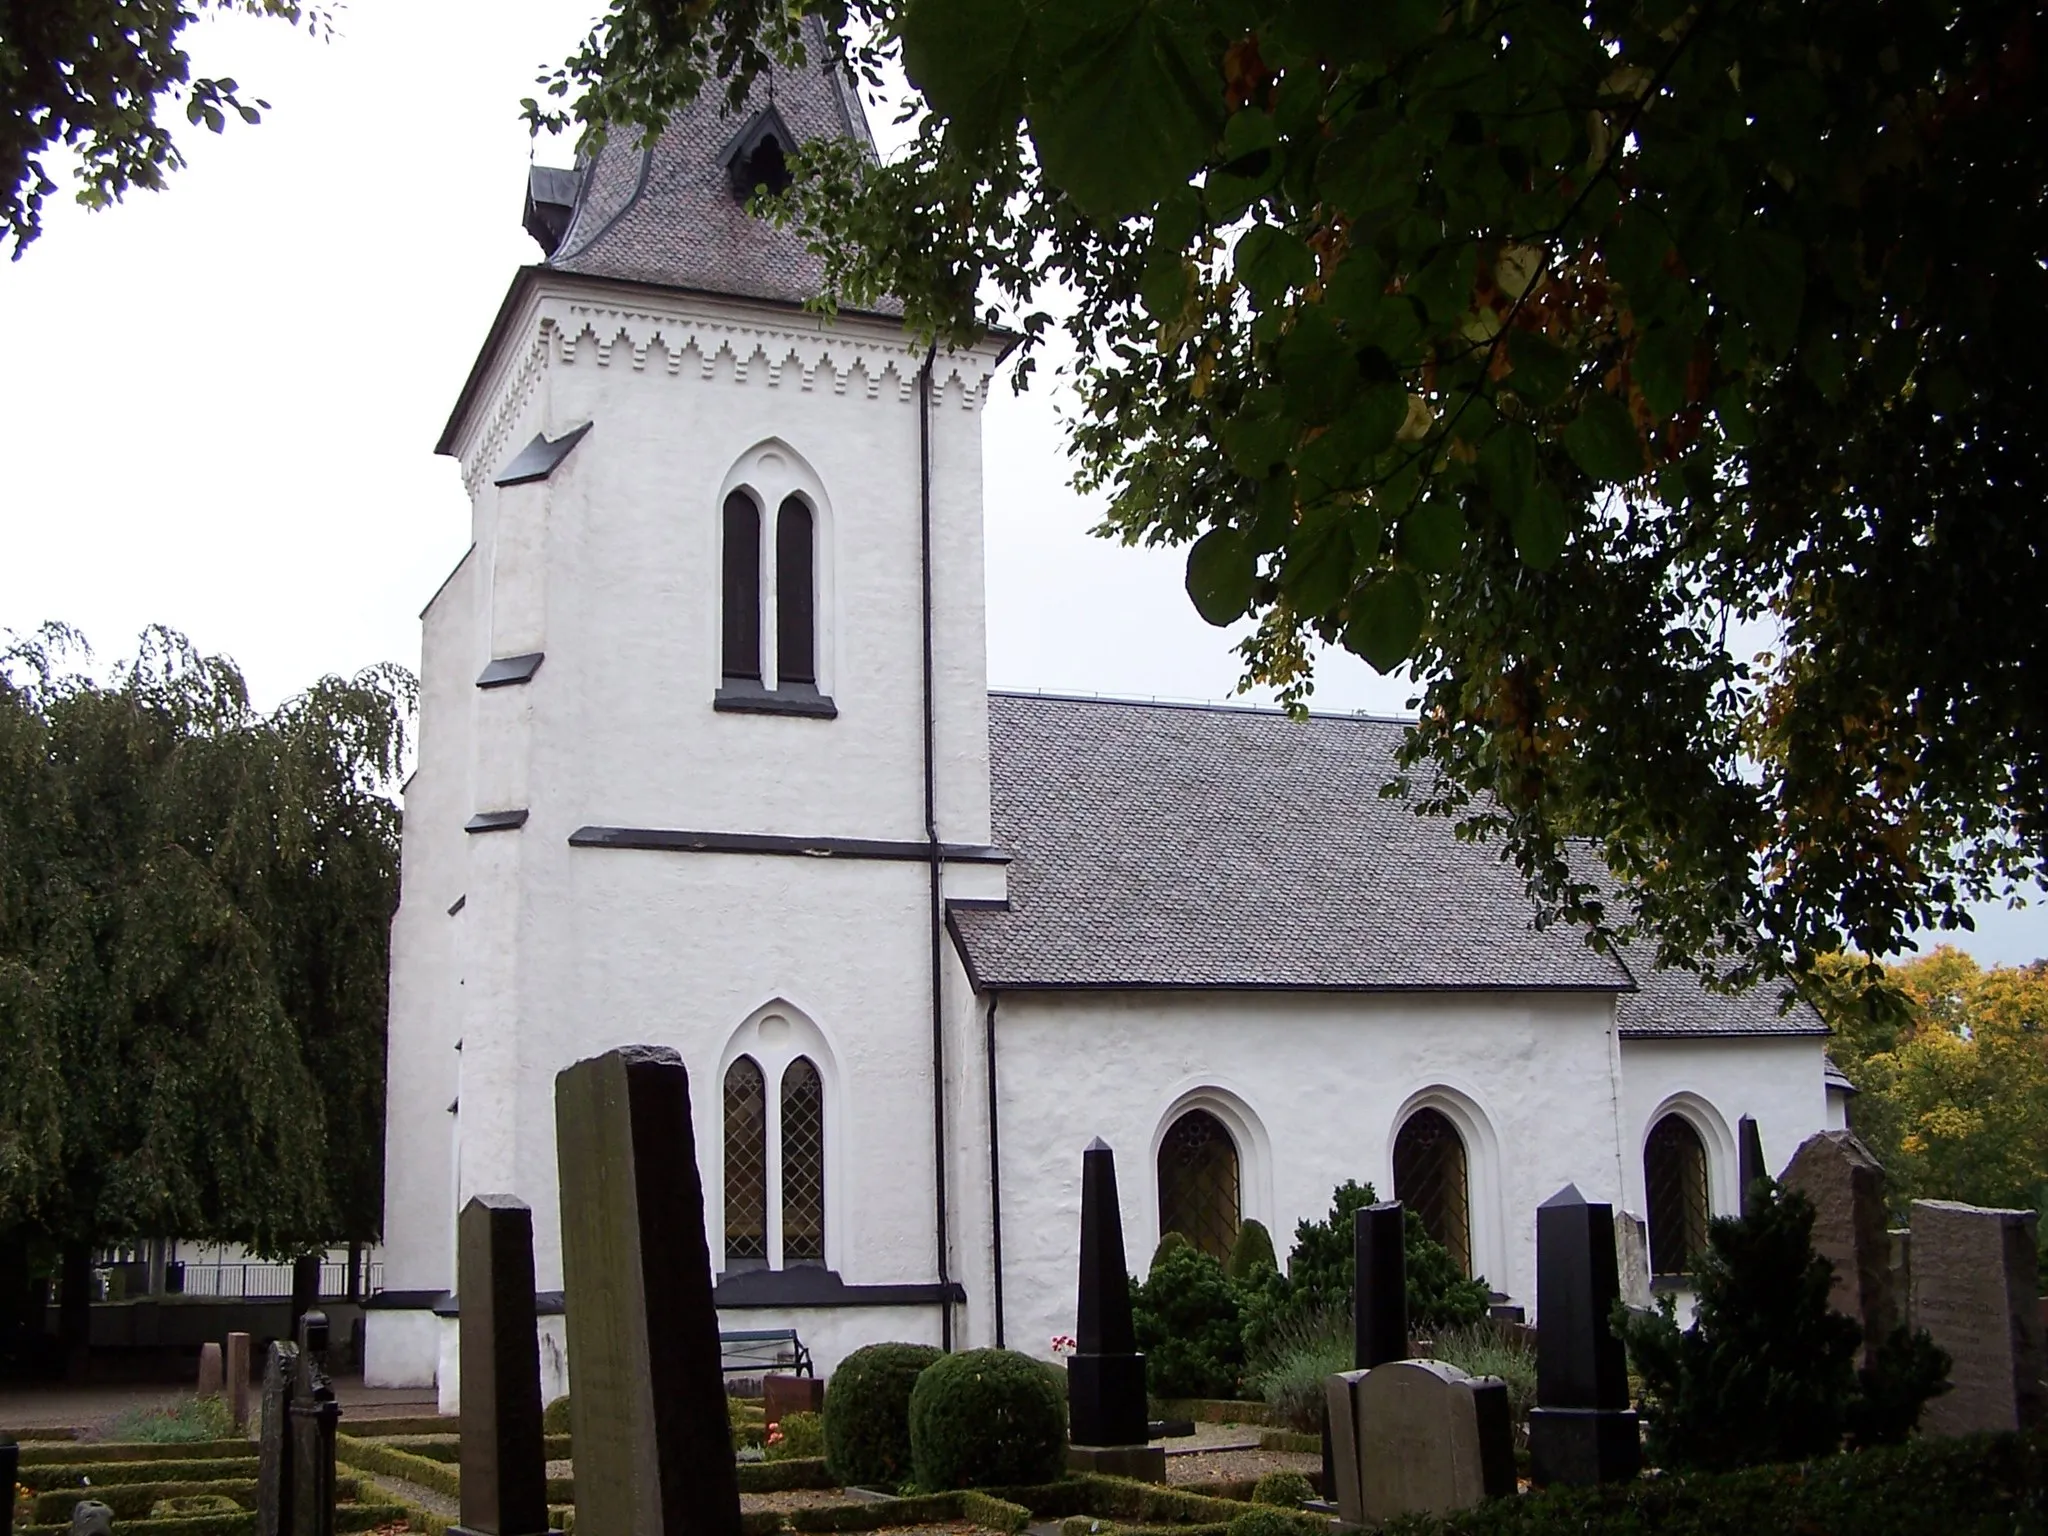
[721,491,762,682]
[1394,1108,1472,1277]
[1158,1109,1240,1262]
[722,1056,768,1267]
[1645,1113,1711,1276]
[775,497,816,687]
[781,1057,825,1264]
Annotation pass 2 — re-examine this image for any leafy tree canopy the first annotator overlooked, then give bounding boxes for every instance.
[534,0,2047,987]
[1,0,330,257]
[0,626,411,1259]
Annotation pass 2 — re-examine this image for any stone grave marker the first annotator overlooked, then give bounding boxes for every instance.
[226,1332,252,1427]
[556,1045,742,1536]
[288,1310,340,1536]
[1738,1116,1767,1217]
[1912,1199,2048,1436]
[1891,1229,1912,1325]
[1781,1131,1896,1368]
[1613,1210,1652,1311]
[1355,1201,1408,1369]
[67,1502,112,1536]
[1528,1184,1639,1486]
[1353,1361,1515,1522]
[1067,1139,1164,1479]
[454,1195,555,1536]
[197,1340,224,1398]
[762,1375,824,1429]
[257,1339,299,1536]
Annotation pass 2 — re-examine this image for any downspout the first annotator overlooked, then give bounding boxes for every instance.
[919,340,953,1350]
[985,989,1006,1347]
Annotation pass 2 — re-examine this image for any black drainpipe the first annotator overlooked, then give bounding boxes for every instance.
[985,988,1006,1347]
[919,341,953,1350]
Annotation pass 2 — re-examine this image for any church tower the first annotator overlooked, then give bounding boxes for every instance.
[370,39,1008,1395]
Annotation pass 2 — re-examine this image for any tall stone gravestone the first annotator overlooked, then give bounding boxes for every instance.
[1,1432,16,1535]
[288,1311,340,1536]
[1738,1116,1767,1217]
[226,1332,252,1428]
[257,1340,299,1536]
[1353,1362,1516,1522]
[454,1195,556,1536]
[1613,1210,1652,1312]
[1528,1185,1639,1486]
[1911,1199,2048,1436]
[1066,1140,1164,1479]
[1780,1131,1895,1369]
[1325,1202,1412,1525]
[556,1046,742,1536]
[198,1341,224,1398]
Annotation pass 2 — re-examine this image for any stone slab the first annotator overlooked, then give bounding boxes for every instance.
[458,1195,551,1536]
[197,1342,224,1399]
[1782,1132,1895,1367]
[762,1375,824,1428]
[226,1333,252,1428]
[1354,1361,1514,1523]
[1614,1211,1652,1313]
[1912,1199,2047,1436]
[1065,1444,1167,1481]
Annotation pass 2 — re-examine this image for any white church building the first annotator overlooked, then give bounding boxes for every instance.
[366,45,1846,1401]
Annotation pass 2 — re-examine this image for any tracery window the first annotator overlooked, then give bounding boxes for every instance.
[781,1057,825,1264]
[722,1056,768,1267]
[1646,1113,1711,1276]
[1158,1109,1241,1262]
[1394,1108,1472,1277]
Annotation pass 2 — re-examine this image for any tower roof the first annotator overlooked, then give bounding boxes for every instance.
[531,21,881,308]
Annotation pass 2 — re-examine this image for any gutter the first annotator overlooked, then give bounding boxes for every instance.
[918,339,953,1350]
[985,989,1005,1347]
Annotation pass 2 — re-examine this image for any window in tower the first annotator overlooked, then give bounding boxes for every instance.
[776,497,816,687]
[721,490,762,683]
[722,1055,768,1269]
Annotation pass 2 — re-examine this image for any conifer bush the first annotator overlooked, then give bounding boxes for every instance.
[907,1348,1067,1490]
[1227,1220,1278,1282]
[1251,1470,1316,1507]
[1130,1244,1246,1398]
[823,1342,941,1488]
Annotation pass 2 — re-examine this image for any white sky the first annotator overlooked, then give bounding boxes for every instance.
[0,1,2037,965]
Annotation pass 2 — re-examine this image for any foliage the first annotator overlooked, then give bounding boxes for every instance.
[1148,1231,1192,1275]
[1250,1471,1315,1508]
[1243,1305,1347,1432]
[1283,1182,1491,1334]
[1226,1506,1319,1536]
[1429,1323,1537,1440]
[1129,1243,1246,1398]
[96,1397,238,1445]
[0,626,411,1275]
[538,0,2048,989]
[541,1395,572,1436]
[1814,947,2048,1228]
[149,1493,240,1517]
[1614,1179,1945,1470]
[907,1348,1067,1491]
[823,1342,941,1487]
[0,1,332,256]
[1846,1323,1956,1451]
[767,1410,825,1462]
[1226,1219,1277,1283]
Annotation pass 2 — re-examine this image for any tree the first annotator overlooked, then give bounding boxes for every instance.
[532,0,2047,987]
[0,626,410,1374]
[1,0,330,257]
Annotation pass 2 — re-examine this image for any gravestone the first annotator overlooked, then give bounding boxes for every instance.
[197,1340,224,1397]
[1738,1116,1767,1216]
[226,1332,252,1427]
[762,1375,824,1429]
[1067,1139,1164,1479]
[1351,1361,1515,1522]
[1527,1185,1639,1486]
[1891,1229,1913,1326]
[1613,1210,1652,1311]
[1355,1202,1408,1369]
[1,1433,16,1533]
[67,1502,112,1536]
[256,1339,299,1536]
[556,1045,742,1536]
[1912,1199,2048,1436]
[1780,1131,1895,1368]
[453,1195,555,1536]
[288,1310,340,1536]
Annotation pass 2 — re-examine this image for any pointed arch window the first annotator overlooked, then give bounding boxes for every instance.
[1394,1108,1472,1277]
[775,497,816,686]
[1158,1109,1240,1262]
[722,1056,768,1268]
[1646,1113,1711,1276]
[714,472,833,717]
[721,491,762,683]
[781,1057,825,1265]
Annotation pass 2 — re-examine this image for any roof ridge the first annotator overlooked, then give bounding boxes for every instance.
[986,686,1419,727]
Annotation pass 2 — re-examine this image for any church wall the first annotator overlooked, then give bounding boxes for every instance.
[986,988,1630,1359]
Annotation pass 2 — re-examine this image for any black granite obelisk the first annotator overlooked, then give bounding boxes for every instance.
[1738,1116,1767,1216]
[1069,1139,1149,1448]
[1354,1202,1408,1369]
[287,1311,340,1536]
[1527,1185,1640,1486]
[453,1195,556,1536]
[556,1046,741,1536]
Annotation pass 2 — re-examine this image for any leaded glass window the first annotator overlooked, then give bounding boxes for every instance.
[1646,1113,1710,1276]
[781,1057,825,1264]
[1158,1109,1240,1262]
[1394,1108,1472,1276]
[723,1056,767,1266]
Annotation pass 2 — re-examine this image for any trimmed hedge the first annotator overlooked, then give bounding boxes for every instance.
[909,1349,1067,1491]
[788,1493,965,1531]
[348,1415,457,1438]
[380,1432,571,1464]
[960,1491,1034,1534]
[737,1457,836,1493]
[18,1441,254,1466]
[17,1458,255,1488]
[543,1395,572,1435]
[30,1478,362,1523]
[822,1341,941,1488]
[1251,1471,1316,1508]
[1149,1399,1276,1426]
[1256,1429,1319,1454]
[20,1502,407,1536]
[333,1432,460,1498]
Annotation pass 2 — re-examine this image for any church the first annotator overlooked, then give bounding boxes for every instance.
[365,44,1845,1402]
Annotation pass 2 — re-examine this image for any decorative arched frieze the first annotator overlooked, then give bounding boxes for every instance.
[461,323,556,498]
[714,998,844,1272]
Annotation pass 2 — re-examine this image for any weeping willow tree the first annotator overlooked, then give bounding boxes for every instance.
[0,625,412,1374]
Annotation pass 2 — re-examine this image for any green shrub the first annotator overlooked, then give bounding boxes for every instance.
[1148,1232,1192,1274]
[1250,1471,1315,1507]
[1131,1244,1245,1399]
[150,1494,243,1517]
[1429,1323,1536,1443]
[1614,1180,1947,1472]
[542,1395,572,1436]
[1226,1505,1318,1536]
[96,1397,240,1445]
[824,1342,942,1487]
[1285,1182,1491,1334]
[908,1348,1067,1490]
[1227,1221,1278,1283]
[1244,1306,1348,1432]
[768,1410,825,1461]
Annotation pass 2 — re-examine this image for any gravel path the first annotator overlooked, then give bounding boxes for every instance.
[1166,1447,1322,1485]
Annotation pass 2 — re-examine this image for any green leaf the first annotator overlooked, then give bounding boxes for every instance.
[1186,527,1258,625]
[1140,255,1193,321]
[1234,224,1316,306]
[1400,498,1465,575]
[1480,426,1537,517]
[1634,323,1694,419]
[1511,483,1569,569]
[1221,412,1296,477]
[1345,570,1428,672]
[1327,382,1410,463]
[1719,228,1805,359]
[1563,395,1644,484]
[1277,308,1358,426]
[901,0,1031,150]
[1280,515,1358,618]
[1504,329,1572,408]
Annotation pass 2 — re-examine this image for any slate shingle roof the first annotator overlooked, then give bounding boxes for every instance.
[955,692,1829,1039]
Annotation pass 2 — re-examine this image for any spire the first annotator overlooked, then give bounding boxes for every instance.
[532,17,880,309]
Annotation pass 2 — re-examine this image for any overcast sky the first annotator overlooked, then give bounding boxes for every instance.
[1,2,2037,965]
